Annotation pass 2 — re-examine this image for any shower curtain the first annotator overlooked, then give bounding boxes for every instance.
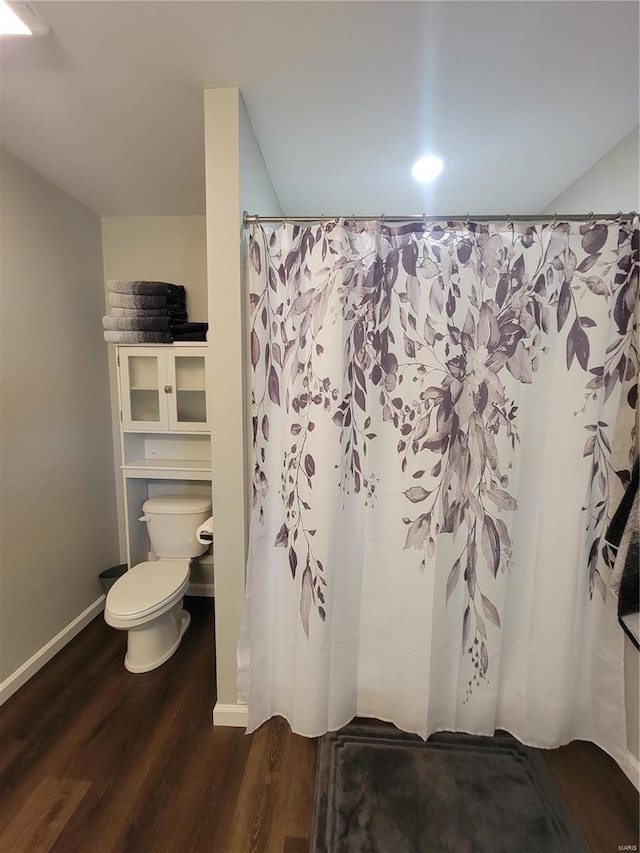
[238,216,638,767]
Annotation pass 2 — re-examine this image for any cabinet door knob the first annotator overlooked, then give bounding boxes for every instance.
[164,385,173,394]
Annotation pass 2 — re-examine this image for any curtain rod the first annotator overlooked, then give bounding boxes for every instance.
[243,211,637,227]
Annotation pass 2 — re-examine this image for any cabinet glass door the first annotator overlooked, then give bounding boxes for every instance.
[170,355,208,428]
[120,349,168,430]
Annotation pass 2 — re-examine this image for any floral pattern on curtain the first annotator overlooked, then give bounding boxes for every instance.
[242,217,638,747]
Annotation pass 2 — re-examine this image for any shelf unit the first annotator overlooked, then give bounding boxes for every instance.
[116,345,213,593]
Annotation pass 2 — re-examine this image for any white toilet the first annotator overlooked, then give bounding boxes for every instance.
[105,495,212,673]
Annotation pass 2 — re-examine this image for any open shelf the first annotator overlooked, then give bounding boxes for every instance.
[122,458,211,480]
[121,432,211,480]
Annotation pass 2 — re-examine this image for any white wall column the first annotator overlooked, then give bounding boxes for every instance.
[204,87,280,725]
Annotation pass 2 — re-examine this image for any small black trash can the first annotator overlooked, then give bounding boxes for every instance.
[99,564,127,595]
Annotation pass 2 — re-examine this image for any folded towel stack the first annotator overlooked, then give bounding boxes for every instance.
[103,280,208,343]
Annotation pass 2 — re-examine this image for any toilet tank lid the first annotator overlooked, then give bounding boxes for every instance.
[142,496,212,515]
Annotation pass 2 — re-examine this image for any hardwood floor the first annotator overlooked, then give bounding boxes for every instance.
[543,741,639,853]
[0,597,637,852]
[0,598,316,853]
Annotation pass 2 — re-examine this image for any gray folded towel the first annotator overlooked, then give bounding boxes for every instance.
[103,330,173,344]
[102,315,175,332]
[108,279,185,297]
[108,292,185,310]
[109,306,188,320]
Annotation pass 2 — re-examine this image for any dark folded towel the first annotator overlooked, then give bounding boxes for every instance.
[606,459,639,648]
[170,322,208,335]
[617,515,639,618]
[109,306,188,320]
[170,322,208,342]
[108,279,185,297]
[606,460,638,550]
[103,330,173,344]
[172,331,208,342]
[108,292,186,310]
[102,315,177,332]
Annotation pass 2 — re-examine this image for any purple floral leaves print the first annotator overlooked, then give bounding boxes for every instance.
[573,220,638,598]
[248,218,639,686]
[250,225,331,638]
[394,232,530,696]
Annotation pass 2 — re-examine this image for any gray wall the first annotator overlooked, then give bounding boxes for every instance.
[0,149,119,682]
[542,127,639,214]
[239,93,283,536]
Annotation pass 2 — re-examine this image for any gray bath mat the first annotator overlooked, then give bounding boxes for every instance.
[311,722,589,853]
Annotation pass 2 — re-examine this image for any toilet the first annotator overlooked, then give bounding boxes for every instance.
[105,495,212,673]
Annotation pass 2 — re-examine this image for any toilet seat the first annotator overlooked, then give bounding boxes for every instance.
[105,560,190,623]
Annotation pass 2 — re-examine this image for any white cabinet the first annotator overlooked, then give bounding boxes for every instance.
[118,345,209,431]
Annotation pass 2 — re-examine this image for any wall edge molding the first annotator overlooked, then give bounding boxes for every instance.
[0,596,105,706]
[212,702,248,728]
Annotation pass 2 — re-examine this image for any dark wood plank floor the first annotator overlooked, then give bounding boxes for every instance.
[0,597,637,852]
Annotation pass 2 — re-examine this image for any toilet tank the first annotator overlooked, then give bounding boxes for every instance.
[141,496,212,558]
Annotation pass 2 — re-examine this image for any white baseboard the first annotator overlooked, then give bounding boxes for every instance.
[0,596,106,706]
[187,582,215,598]
[213,702,248,728]
[623,749,640,791]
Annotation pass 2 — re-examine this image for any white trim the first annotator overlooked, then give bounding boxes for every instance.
[187,582,215,598]
[623,749,640,791]
[213,702,248,728]
[0,596,105,706]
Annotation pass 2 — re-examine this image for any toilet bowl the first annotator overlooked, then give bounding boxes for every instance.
[104,495,212,672]
[104,559,191,672]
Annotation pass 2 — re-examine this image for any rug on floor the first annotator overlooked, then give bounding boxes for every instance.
[310,722,589,853]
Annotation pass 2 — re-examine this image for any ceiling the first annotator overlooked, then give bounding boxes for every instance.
[1,1,638,218]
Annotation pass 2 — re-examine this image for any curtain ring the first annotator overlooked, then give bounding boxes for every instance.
[588,211,595,223]
[422,213,428,228]
[283,214,287,225]
[321,214,325,227]
[380,213,386,226]
[255,214,260,225]
[464,213,470,228]
[551,212,557,227]
[617,211,623,224]
[506,213,513,230]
